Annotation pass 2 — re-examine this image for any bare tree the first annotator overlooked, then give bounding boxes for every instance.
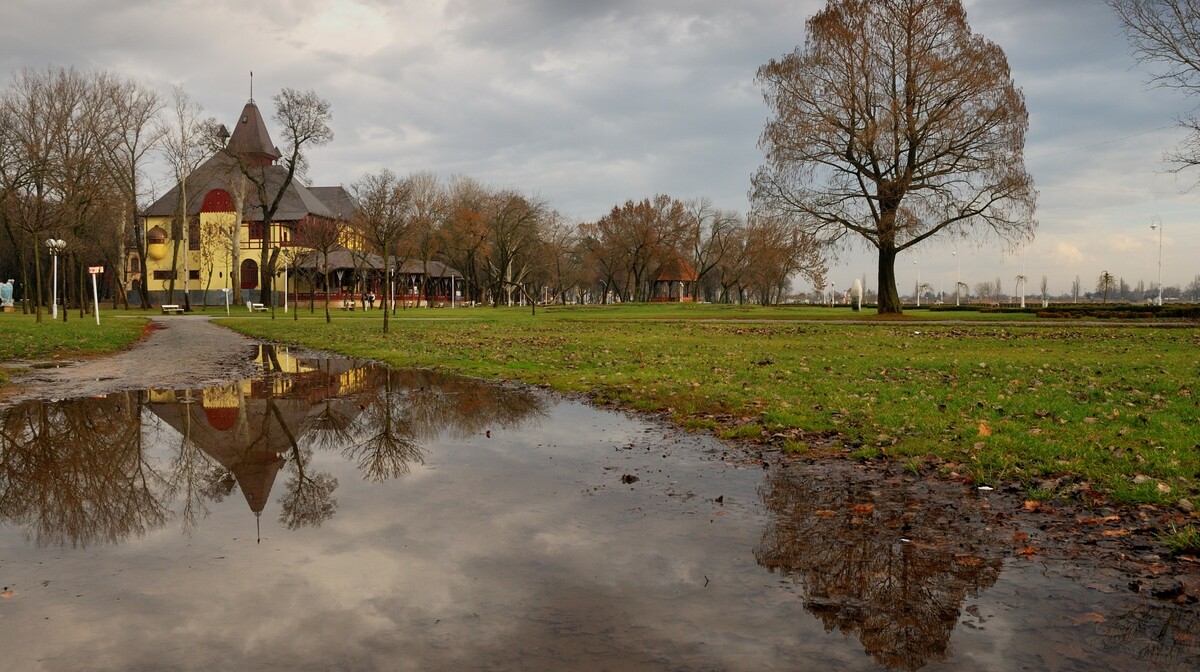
[1040,274,1049,307]
[101,78,162,309]
[293,213,346,324]
[156,86,212,309]
[686,198,743,301]
[753,0,1037,314]
[352,169,415,333]
[1097,270,1117,303]
[1110,0,1200,171]
[0,67,105,321]
[482,190,547,307]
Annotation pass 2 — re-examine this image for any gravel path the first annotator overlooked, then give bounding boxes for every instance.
[0,315,264,405]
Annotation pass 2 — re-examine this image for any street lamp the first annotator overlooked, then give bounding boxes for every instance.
[44,238,66,319]
[914,259,921,307]
[953,251,961,306]
[1150,216,1163,306]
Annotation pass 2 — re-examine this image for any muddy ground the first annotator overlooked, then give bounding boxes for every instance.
[2,315,1197,608]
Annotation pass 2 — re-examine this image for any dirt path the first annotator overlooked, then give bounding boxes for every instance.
[0,315,263,406]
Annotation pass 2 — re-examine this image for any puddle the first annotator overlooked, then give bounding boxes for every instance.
[0,346,1196,671]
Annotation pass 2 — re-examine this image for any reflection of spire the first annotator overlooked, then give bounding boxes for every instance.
[256,511,261,544]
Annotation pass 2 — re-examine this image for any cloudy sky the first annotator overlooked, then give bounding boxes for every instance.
[1,0,1196,296]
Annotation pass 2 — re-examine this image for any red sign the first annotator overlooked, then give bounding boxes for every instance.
[88,266,104,274]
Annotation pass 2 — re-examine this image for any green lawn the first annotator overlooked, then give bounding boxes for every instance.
[0,311,148,383]
[216,304,1200,506]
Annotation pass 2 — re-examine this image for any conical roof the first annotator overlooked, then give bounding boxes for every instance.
[225,100,281,166]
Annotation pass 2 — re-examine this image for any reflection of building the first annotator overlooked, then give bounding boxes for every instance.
[145,349,371,516]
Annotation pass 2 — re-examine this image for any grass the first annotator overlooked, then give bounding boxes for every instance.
[0,311,148,369]
[211,304,1200,507]
[1159,523,1200,555]
[1,302,1195,507]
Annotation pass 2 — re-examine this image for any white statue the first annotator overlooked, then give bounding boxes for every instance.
[851,278,863,312]
[0,279,13,308]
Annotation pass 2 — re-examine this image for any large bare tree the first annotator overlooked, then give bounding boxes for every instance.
[352,169,415,333]
[100,78,162,309]
[1110,0,1200,170]
[157,86,212,308]
[752,0,1036,314]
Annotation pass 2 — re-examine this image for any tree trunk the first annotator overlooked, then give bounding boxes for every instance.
[876,245,902,314]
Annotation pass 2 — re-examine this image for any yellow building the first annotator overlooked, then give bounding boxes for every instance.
[130,99,352,307]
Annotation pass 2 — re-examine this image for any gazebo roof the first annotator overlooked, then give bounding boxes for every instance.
[656,257,698,282]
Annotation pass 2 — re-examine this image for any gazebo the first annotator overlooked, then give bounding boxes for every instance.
[650,257,698,302]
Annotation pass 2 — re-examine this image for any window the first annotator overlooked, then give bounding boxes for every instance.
[188,270,199,280]
[128,256,140,274]
[188,217,200,250]
[248,222,263,240]
[240,259,258,289]
[153,270,174,280]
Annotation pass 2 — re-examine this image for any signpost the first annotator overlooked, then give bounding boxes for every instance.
[88,266,103,325]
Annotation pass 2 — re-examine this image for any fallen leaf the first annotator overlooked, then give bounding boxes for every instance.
[1078,516,1121,525]
[1024,500,1041,512]
[814,509,837,518]
[1012,531,1029,542]
[1019,547,1038,556]
[1070,612,1107,625]
[978,423,993,437]
[1102,529,1132,537]
[851,504,875,515]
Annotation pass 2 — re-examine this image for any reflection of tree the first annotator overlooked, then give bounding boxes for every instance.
[1099,601,1200,671]
[755,466,1004,670]
[347,373,423,481]
[268,397,338,529]
[0,392,168,546]
[0,352,549,543]
[161,389,229,534]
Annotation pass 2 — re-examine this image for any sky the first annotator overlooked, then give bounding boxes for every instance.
[1,0,1197,297]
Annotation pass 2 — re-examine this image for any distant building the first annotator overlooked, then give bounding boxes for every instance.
[131,98,354,307]
[650,257,698,302]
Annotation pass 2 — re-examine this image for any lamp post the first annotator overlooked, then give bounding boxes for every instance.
[281,249,290,313]
[914,259,921,307]
[44,238,66,319]
[953,251,960,306]
[1150,216,1163,306]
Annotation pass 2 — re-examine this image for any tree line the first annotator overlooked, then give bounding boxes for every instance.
[0,66,826,324]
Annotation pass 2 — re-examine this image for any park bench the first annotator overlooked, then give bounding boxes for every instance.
[247,302,267,312]
[161,304,184,314]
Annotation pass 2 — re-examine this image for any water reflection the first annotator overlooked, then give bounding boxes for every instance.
[0,392,164,547]
[755,464,1005,671]
[0,346,547,545]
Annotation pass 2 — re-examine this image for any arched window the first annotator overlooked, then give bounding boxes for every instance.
[201,189,233,213]
[128,256,141,274]
[240,259,258,289]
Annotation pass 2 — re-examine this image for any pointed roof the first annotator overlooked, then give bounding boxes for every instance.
[225,100,281,166]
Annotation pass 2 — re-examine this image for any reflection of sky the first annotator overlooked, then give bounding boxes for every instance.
[2,389,1196,670]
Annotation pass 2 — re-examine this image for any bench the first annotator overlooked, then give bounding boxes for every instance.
[161,304,184,314]
[247,302,267,312]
